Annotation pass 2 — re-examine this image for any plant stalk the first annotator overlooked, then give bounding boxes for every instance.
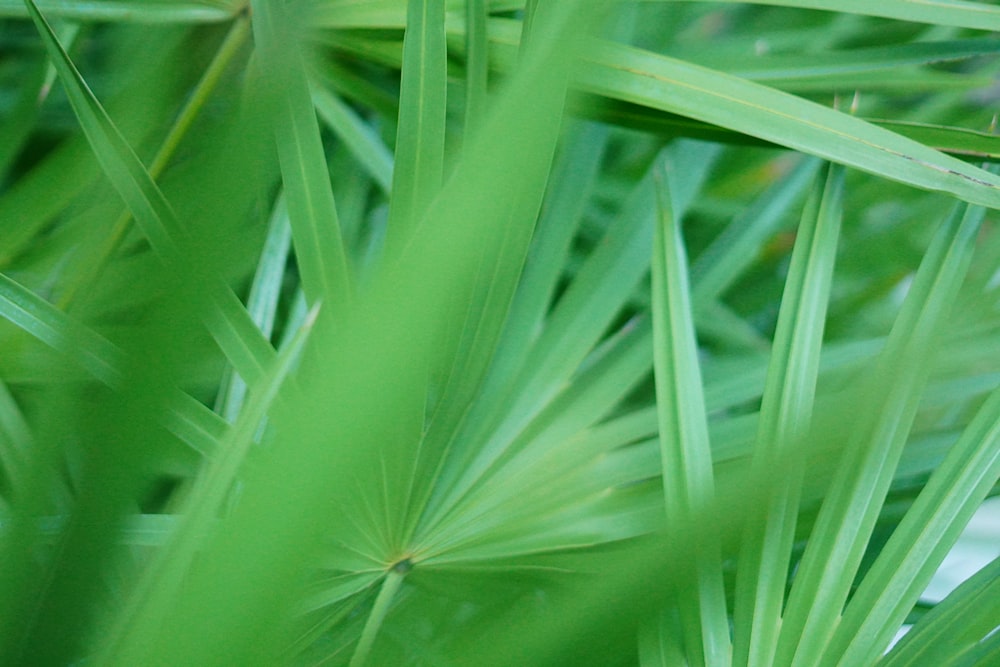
[349,562,411,667]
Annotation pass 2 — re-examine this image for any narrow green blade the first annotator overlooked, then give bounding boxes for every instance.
[0,271,223,456]
[732,164,844,667]
[697,38,1000,82]
[0,379,32,503]
[464,0,489,131]
[96,306,319,666]
[0,0,238,22]
[0,272,123,387]
[57,16,252,311]
[881,555,1000,667]
[216,194,294,422]
[577,41,1000,209]
[312,85,394,194]
[774,198,987,666]
[251,0,353,311]
[22,0,275,387]
[656,0,1000,31]
[651,163,730,666]
[821,385,1000,665]
[385,0,448,250]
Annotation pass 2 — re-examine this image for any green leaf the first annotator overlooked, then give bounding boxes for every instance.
[22,0,276,387]
[215,194,294,422]
[0,271,224,457]
[657,0,1000,31]
[579,102,1000,164]
[875,120,1000,163]
[732,164,844,667]
[651,162,730,666]
[640,610,688,666]
[820,385,1000,665]
[0,271,122,386]
[251,0,353,311]
[0,0,239,22]
[691,38,1000,81]
[57,16,252,310]
[96,304,320,666]
[576,41,1000,209]
[774,198,987,667]
[385,0,448,250]
[312,85,394,194]
[881,555,1000,667]
[464,0,489,131]
[0,379,33,502]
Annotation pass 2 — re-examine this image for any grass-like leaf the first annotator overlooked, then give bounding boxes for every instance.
[95,304,319,666]
[464,0,489,131]
[732,163,844,667]
[216,194,294,421]
[651,162,730,666]
[881,554,1000,666]
[0,378,32,503]
[689,38,1000,81]
[820,384,1000,665]
[0,271,224,455]
[0,0,239,22]
[774,197,987,666]
[657,0,1000,30]
[0,272,122,386]
[57,16,252,310]
[577,41,1000,209]
[251,0,353,311]
[22,0,276,386]
[385,0,448,250]
[312,84,394,194]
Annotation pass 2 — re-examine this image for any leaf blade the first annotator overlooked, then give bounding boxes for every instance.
[732,163,844,667]
[577,41,1000,209]
[22,0,276,387]
[651,162,731,667]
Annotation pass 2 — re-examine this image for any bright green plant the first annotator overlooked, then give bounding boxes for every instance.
[1,1,999,665]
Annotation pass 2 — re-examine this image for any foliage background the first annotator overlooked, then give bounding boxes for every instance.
[1,1,1000,665]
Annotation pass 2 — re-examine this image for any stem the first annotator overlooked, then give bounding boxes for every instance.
[349,561,411,667]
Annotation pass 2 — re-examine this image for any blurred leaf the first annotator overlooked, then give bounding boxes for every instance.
[22,0,276,386]
[0,0,239,22]
[251,0,353,311]
[0,271,224,455]
[385,0,447,250]
[312,85,394,194]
